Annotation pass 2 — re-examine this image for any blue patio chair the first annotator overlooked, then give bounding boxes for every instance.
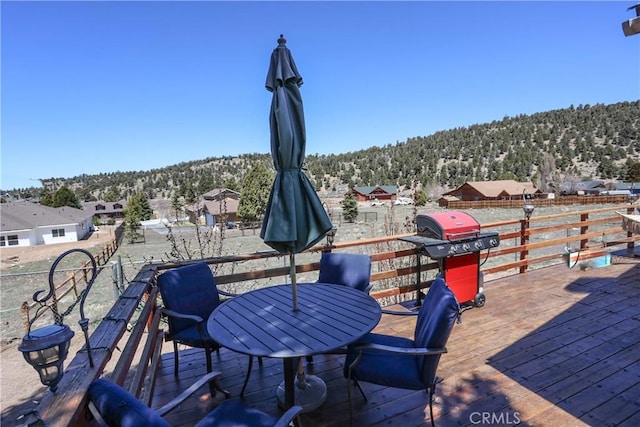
[88,372,303,427]
[306,252,373,364]
[157,262,257,396]
[343,278,460,427]
[317,252,373,293]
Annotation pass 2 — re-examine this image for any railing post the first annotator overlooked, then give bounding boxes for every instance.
[627,206,636,251]
[71,270,78,299]
[519,218,529,274]
[21,301,30,333]
[580,213,589,249]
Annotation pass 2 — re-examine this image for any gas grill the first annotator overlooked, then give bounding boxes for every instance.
[400,211,499,307]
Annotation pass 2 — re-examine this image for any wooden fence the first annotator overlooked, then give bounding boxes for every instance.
[443,195,631,209]
[20,237,120,332]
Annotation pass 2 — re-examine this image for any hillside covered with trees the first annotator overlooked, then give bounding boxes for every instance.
[4,101,639,201]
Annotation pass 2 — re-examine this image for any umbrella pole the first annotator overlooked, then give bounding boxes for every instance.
[290,252,298,311]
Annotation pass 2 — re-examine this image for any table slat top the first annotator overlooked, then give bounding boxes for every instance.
[207,283,382,358]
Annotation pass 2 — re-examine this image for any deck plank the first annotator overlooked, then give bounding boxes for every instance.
[151,251,640,426]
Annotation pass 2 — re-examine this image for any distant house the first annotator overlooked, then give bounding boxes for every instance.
[606,182,640,195]
[83,200,127,223]
[0,202,94,247]
[441,180,540,202]
[352,185,397,202]
[185,189,241,226]
[559,180,605,195]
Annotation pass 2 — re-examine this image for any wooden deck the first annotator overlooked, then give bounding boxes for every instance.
[151,250,640,427]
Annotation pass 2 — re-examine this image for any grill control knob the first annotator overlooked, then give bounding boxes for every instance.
[475,240,484,249]
[489,238,498,247]
[462,243,471,252]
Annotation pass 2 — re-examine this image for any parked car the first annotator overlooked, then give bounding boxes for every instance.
[370,200,386,207]
[393,197,414,206]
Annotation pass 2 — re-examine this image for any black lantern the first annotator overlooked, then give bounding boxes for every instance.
[622,3,640,36]
[18,249,97,393]
[523,204,535,220]
[522,190,535,220]
[18,324,74,392]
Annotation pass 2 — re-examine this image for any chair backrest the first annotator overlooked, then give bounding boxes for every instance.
[157,262,221,333]
[414,278,460,386]
[318,252,372,293]
[88,379,169,427]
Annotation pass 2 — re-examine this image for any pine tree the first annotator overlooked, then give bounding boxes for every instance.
[341,191,358,223]
[238,163,273,223]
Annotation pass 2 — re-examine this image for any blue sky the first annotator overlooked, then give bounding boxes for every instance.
[2,1,639,191]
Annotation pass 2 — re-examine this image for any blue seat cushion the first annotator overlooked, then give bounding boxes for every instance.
[172,324,217,349]
[195,399,279,427]
[344,333,426,390]
[88,379,169,427]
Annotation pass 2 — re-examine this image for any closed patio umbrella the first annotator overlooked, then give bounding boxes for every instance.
[260,35,333,412]
[260,35,332,311]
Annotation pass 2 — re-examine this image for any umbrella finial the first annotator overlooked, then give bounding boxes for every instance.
[278,34,286,45]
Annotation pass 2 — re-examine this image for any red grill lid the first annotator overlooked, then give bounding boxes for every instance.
[417,211,480,240]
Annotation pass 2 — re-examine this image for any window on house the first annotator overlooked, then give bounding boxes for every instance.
[1,235,19,246]
[52,229,65,238]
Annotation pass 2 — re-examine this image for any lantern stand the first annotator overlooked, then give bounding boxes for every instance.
[18,248,98,393]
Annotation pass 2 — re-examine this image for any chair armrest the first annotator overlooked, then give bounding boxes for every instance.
[161,307,204,324]
[218,289,240,298]
[87,401,108,427]
[380,308,419,316]
[155,371,222,416]
[352,342,448,356]
[274,405,304,427]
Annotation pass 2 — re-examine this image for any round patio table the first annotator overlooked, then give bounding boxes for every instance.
[207,283,382,411]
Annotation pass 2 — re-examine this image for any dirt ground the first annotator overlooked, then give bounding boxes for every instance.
[0,227,118,426]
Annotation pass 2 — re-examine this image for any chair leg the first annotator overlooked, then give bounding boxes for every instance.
[205,347,213,373]
[240,356,254,397]
[205,347,231,398]
[428,386,436,427]
[172,341,179,376]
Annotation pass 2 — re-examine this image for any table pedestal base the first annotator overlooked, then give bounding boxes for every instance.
[276,375,327,413]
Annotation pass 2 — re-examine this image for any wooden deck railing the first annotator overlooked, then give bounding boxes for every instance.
[34,204,639,426]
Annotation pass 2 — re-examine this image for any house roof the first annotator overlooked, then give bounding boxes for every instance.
[559,181,605,191]
[609,182,640,190]
[202,189,240,201]
[444,180,539,198]
[83,200,127,214]
[353,185,397,196]
[201,198,240,216]
[0,202,92,232]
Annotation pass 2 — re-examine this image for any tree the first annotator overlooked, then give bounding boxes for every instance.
[626,162,640,182]
[45,186,82,209]
[238,163,273,223]
[103,187,121,202]
[124,193,151,243]
[341,191,358,223]
[414,189,428,206]
[40,191,54,207]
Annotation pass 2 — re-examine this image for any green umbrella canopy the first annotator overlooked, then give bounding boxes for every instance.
[260,35,332,254]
